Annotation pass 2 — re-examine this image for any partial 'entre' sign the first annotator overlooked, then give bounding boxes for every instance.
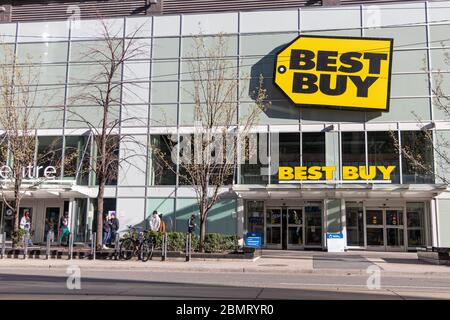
[274,35,393,111]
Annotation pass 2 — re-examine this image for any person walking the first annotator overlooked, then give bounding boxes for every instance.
[109,212,120,246]
[19,211,33,246]
[102,214,111,249]
[150,210,161,232]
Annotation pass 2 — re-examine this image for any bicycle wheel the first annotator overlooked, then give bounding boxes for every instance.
[140,239,154,262]
[119,238,135,260]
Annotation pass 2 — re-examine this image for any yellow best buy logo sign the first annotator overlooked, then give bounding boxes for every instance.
[274,35,394,111]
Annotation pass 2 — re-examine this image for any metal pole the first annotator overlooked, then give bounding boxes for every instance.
[69,232,74,260]
[23,233,28,260]
[161,233,166,261]
[93,232,96,260]
[1,232,5,259]
[189,233,192,261]
[46,231,51,260]
[185,233,189,262]
[114,232,119,260]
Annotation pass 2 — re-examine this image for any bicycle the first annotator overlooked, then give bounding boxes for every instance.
[139,233,156,262]
[118,225,149,261]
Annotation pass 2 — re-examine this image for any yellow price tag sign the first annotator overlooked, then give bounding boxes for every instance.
[274,35,393,111]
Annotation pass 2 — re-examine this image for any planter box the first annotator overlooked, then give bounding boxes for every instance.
[418,250,450,265]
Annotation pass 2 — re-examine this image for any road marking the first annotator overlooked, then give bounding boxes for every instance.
[279,283,450,290]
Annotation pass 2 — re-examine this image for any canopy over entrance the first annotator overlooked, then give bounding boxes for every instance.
[0,180,95,199]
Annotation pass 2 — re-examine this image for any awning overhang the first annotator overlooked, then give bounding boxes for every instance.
[232,183,449,200]
[0,180,96,199]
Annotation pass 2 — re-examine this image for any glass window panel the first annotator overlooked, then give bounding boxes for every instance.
[123,61,150,82]
[240,33,297,56]
[241,133,269,184]
[367,228,384,246]
[123,82,149,104]
[367,131,400,183]
[181,58,238,81]
[266,208,281,225]
[64,135,90,185]
[386,228,404,247]
[121,105,148,127]
[431,48,450,71]
[342,132,365,167]
[152,59,179,81]
[151,81,178,104]
[272,132,300,184]
[149,135,177,186]
[151,104,177,126]
[152,38,180,59]
[17,42,68,63]
[183,13,238,35]
[70,40,123,62]
[302,132,325,167]
[362,3,425,28]
[364,26,427,49]
[386,209,403,226]
[401,131,434,183]
[0,23,17,43]
[430,24,450,48]
[67,84,121,106]
[71,18,123,41]
[69,63,122,83]
[18,21,69,42]
[182,35,238,58]
[391,73,429,97]
[36,136,63,177]
[302,7,360,31]
[393,50,428,73]
[366,209,383,226]
[66,106,119,128]
[125,17,152,38]
[153,16,180,37]
[373,98,431,122]
[31,108,64,128]
[26,64,67,85]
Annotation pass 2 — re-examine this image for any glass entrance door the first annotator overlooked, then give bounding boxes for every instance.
[44,207,61,243]
[265,208,282,248]
[287,208,303,248]
[305,204,323,247]
[366,208,405,250]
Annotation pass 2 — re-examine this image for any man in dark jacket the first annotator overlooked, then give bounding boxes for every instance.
[188,214,197,234]
[109,212,120,246]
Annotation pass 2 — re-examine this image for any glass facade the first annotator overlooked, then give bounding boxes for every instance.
[0,2,449,249]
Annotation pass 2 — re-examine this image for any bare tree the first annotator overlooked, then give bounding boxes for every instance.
[391,45,450,184]
[0,45,58,244]
[152,33,268,251]
[66,19,149,248]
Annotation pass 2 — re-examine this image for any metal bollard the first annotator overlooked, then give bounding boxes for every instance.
[46,232,51,260]
[114,233,120,260]
[93,232,96,260]
[161,233,167,261]
[1,232,5,259]
[68,232,74,260]
[23,233,28,260]
[185,233,191,262]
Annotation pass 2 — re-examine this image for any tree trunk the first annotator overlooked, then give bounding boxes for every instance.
[199,212,206,253]
[96,181,105,249]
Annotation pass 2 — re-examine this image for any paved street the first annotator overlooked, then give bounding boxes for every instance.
[0,250,450,299]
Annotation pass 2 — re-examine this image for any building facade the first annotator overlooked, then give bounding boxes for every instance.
[0,0,449,251]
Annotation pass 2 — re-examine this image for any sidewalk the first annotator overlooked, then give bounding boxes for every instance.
[1,250,449,277]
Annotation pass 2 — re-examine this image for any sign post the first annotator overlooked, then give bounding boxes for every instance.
[326,232,345,253]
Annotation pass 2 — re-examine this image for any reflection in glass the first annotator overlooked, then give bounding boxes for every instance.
[342,132,366,167]
[288,227,303,245]
[346,203,364,246]
[272,133,300,183]
[305,205,322,246]
[246,201,264,236]
[387,228,404,247]
[241,133,269,184]
[366,210,383,226]
[367,228,384,246]
[401,131,434,183]
[367,131,400,183]
[407,203,425,247]
[302,133,325,167]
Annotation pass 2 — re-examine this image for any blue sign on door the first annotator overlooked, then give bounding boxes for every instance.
[326,232,344,239]
[245,233,262,248]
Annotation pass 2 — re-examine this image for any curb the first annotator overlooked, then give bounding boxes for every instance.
[1,261,450,277]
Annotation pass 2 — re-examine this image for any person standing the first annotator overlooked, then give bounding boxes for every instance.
[187,214,197,234]
[158,213,166,233]
[102,214,111,249]
[20,211,33,246]
[59,214,70,246]
[109,212,120,246]
[149,210,161,232]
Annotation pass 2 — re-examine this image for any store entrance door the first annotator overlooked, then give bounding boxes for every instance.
[265,204,323,250]
[366,208,405,251]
